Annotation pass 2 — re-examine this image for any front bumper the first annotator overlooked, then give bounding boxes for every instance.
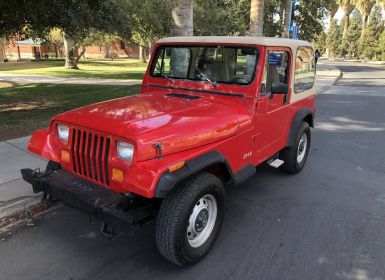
[20,168,154,232]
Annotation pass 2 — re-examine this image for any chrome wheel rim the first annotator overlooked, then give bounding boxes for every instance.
[187,194,217,248]
[297,133,308,163]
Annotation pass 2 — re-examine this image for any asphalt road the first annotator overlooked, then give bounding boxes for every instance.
[1,62,385,280]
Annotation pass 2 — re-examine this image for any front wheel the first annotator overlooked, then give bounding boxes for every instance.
[155,172,225,266]
[280,122,311,174]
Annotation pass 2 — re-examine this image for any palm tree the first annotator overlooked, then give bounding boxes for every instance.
[325,2,340,27]
[283,0,291,37]
[249,0,265,36]
[337,0,355,39]
[170,0,193,36]
[325,2,340,57]
[377,0,385,10]
[353,0,376,37]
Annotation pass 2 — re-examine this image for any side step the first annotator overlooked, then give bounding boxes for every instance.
[268,159,284,168]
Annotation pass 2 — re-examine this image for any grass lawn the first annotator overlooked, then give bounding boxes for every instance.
[0,59,148,80]
[0,83,141,141]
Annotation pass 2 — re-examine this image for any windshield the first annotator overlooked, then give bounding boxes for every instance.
[151,45,258,85]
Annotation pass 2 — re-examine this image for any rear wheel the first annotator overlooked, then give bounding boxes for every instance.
[280,122,311,174]
[155,172,225,266]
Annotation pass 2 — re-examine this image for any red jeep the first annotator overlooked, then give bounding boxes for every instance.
[21,36,316,266]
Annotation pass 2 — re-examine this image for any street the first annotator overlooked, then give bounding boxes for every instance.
[1,61,385,280]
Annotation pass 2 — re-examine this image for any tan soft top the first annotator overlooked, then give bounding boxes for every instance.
[157,36,312,49]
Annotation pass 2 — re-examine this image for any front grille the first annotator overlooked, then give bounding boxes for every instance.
[70,128,111,186]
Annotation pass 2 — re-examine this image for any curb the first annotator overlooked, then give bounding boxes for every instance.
[316,64,343,92]
[0,201,55,232]
[322,58,385,65]
[0,195,43,220]
[332,70,343,85]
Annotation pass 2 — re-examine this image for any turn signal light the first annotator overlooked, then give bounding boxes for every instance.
[112,168,124,183]
[168,161,185,173]
[61,150,70,163]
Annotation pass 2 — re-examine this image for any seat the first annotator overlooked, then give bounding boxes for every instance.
[204,61,229,82]
[266,63,280,92]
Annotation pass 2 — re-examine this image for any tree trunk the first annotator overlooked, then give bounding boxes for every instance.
[140,45,147,63]
[170,0,193,77]
[104,44,110,59]
[75,45,86,63]
[343,13,350,39]
[171,0,193,36]
[329,16,334,28]
[341,4,354,40]
[249,0,264,36]
[0,38,5,63]
[283,0,291,37]
[148,42,152,60]
[17,46,21,60]
[361,14,369,38]
[63,32,79,69]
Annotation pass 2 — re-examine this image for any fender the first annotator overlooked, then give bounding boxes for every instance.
[154,151,235,198]
[286,108,314,147]
[28,128,60,162]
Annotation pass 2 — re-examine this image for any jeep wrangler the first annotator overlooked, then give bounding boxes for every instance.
[21,36,316,266]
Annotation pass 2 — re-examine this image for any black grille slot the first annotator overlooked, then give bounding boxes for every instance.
[70,128,111,186]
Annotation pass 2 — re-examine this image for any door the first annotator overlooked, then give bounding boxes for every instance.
[254,48,292,161]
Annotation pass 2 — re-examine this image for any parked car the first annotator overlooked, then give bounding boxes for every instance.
[21,36,316,266]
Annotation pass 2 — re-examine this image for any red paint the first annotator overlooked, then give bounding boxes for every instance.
[27,41,315,198]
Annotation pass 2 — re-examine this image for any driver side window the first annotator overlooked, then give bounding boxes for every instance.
[261,50,290,94]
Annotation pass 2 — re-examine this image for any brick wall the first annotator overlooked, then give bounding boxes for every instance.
[84,40,140,59]
[5,38,141,60]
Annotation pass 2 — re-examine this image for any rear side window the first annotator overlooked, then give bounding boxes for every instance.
[294,47,315,93]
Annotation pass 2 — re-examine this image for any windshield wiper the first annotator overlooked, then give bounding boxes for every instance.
[194,67,217,88]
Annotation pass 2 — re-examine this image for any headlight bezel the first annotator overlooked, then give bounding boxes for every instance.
[57,124,70,143]
[116,141,134,162]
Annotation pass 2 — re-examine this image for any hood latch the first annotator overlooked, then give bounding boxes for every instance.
[154,143,163,160]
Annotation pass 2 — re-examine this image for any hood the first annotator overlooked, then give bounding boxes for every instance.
[54,93,252,161]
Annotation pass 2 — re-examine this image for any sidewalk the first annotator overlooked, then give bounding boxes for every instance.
[324,57,385,65]
[0,64,342,229]
[0,73,142,86]
[316,63,342,93]
[0,136,47,228]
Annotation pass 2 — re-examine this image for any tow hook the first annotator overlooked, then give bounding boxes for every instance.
[20,168,54,194]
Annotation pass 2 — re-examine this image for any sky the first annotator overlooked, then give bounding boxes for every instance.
[325,6,385,30]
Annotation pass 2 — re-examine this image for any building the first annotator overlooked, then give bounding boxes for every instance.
[5,38,142,60]
[84,39,140,59]
[5,39,59,60]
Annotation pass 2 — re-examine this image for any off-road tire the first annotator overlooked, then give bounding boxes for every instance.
[280,122,311,174]
[155,172,225,266]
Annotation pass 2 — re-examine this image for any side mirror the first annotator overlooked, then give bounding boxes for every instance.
[271,84,288,95]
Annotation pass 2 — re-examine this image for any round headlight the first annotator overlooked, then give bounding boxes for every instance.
[57,124,69,143]
[117,141,134,162]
